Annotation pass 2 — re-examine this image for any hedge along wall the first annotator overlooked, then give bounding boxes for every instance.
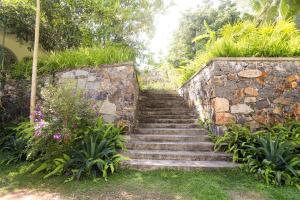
[178,58,300,135]
[2,63,139,132]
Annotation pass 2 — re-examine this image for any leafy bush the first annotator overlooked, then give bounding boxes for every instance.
[180,20,300,84]
[245,134,300,186]
[10,45,135,79]
[1,84,126,181]
[31,118,125,180]
[210,20,300,57]
[25,83,97,161]
[214,124,261,162]
[0,122,29,164]
[214,121,300,187]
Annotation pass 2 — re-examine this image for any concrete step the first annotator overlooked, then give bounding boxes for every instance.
[135,128,207,135]
[123,150,232,161]
[126,141,214,151]
[139,115,198,119]
[126,134,210,142]
[121,159,238,171]
[141,110,195,115]
[139,104,187,109]
[139,123,199,129]
[139,106,188,112]
[139,95,183,100]
[139,118,198,124]
[140,93,178,97]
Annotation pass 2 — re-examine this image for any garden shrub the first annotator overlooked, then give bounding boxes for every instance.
[10,45,135,79]
[0,122,29,164]
[214,121,300,188]
[180,20,300,84]
[0,83,126,180]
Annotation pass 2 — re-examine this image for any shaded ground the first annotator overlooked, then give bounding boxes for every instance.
[0,163,299,200]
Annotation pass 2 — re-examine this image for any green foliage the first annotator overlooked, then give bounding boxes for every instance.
[244,134,300,186]
[180,20,300,84]
[0,0,167,51]
[214,124,260,162]
[247,0,300,23]
[1,84,125,181]
[138,64,181,91]
[0,122,30,164]
[210,20,300,57]
[214,121,300,187]
[10,46,135,79]
[168,0,240,67]
[32,118,126,180]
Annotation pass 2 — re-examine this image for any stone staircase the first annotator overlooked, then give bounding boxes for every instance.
[122,90,237,170]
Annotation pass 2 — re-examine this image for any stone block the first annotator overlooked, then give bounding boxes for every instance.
[247,121,261,131]
[273,97,291,105]
[290,81,298,89]
[232,89,245,104]
[231,104,254,114]
[238,69,262,78]
[256,99,270,109]
[273,107,282,115]
[61,71,75,79]
[294,103,300,115]
[212,97,229,113]
[286,74,300,82]
[77,78,87,89]
[87,76,97,82]
[100,100,117,115]
[215,113,236,125]
[244,97,257,103]
[253,112,268,124]
[75,70,89,77]
[244,87,259,97]
[213,75,227,86]
[227,73,238,81]
[86,82,100,90]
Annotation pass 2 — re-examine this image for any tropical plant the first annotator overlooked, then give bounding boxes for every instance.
[168,0,240,67]
[179,20,300,84]
[0,0,167,51]
[214,121,300,187]
[246,0,300,23]
[0,123,29,164]
[214,124,261,162]
[69,132,124,180]
[244,134,300,186]
[31,118,126,180]
[10,45,135,79]
[24,83,97,161]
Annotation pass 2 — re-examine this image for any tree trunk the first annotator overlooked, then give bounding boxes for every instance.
[30,0,41,123]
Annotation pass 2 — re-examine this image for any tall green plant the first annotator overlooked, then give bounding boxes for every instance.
[180,20,300,84]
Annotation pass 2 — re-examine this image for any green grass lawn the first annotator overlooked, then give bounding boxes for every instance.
[0,162,299,200]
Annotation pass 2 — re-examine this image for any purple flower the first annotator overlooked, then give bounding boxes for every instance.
[39,120,46,128]
[34,129,42,137]
[53,133,62,141]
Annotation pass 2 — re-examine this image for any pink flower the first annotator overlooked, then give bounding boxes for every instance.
[53,133,62,141]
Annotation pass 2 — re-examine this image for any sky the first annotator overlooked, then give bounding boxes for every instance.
[149,0,221,61]
[148,0,249,61]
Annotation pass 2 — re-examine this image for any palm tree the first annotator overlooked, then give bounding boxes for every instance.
[249,0,300,23]
[30,0,41,123]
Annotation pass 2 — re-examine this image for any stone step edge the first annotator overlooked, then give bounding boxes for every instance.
[121,159,239,170]
[123,150,230,157]
[126,134,209,138]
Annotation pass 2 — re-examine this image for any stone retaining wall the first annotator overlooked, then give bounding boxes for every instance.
[54,63,139,132]
[178,58,300,134]
[1,63,139,132]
